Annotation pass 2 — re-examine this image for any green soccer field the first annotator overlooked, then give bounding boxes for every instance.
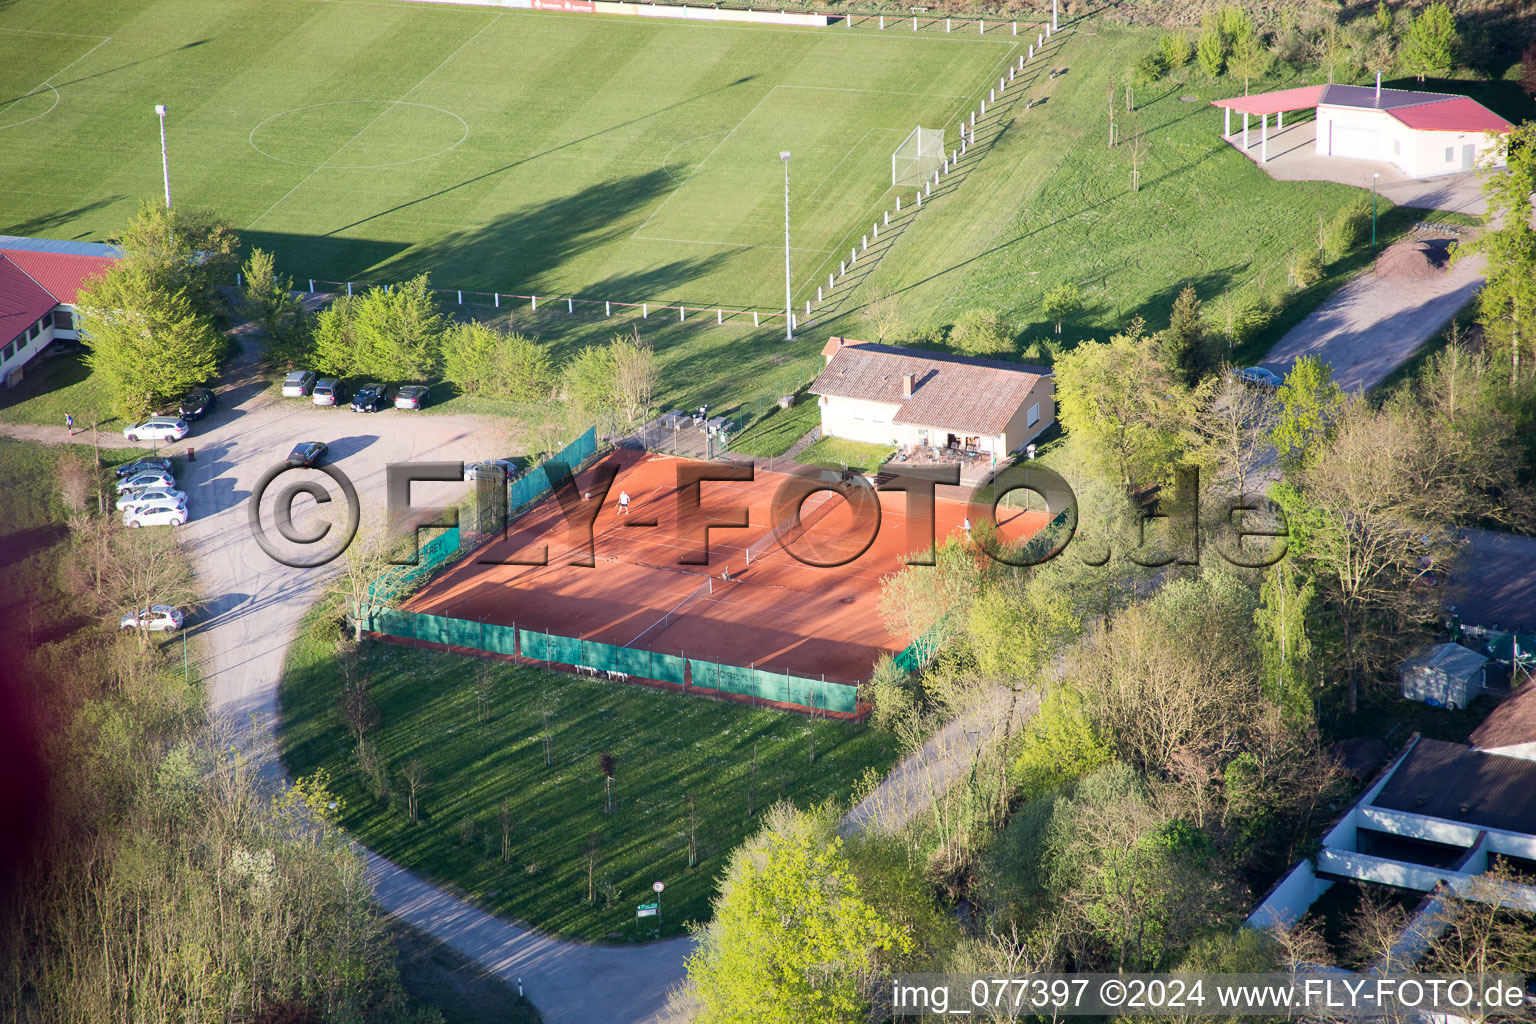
[0,0,1016,308]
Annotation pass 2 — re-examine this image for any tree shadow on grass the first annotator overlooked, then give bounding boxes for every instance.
[1,197,127,238]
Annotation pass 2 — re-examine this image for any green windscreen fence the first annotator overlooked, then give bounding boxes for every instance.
[688,659,858,713]
[508,427,599,514]
[368,525,463,604]
[376,615,848,712]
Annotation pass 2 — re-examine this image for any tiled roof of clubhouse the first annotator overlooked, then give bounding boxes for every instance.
[811,337,1049,435]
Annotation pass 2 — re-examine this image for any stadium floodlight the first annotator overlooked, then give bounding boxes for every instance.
[781,151,792,341]
[892,126,945,188]
[154,104,171,208]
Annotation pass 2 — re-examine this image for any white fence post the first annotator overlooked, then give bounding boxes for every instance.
[347,282,352,296]
[308,279,314,292]
[457,290,463,304]
[567,297,573,313]
[643,303,648,317]
[946,18,950,31]
[717,308,723,324]
[840,260,846,275]
[236,272,242,287]
[912,16,916,30]
[532,295,538,310]
[896,195,902,211]
[753,310,760,325]
[805,299,810,317]
[1012,21,1017,35]
[493,292,498,307]
[862,234,868,251]
[679,306,685,322]
[878,15,883,28]
[817,286,823,303]
[606,300,611,316]
[979,19,984,34]
[915,191,921,206]
[828,272,835,290]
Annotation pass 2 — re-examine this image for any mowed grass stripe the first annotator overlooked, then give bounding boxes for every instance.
[0,0,1010,305]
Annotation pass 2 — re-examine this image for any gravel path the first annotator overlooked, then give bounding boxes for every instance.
[6,333,692,1024]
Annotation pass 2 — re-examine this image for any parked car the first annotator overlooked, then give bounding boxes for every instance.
[115,456,173,479]
[116,487,186,512]
[1232,366,1283,390]
[394,384,430,410]
[350,383,386,412]
[464,458,518,482]
[178,388,215,420]
[117,470,176,493]
[287,441,328,468]
[282,370,317,397]
[312,379,347,406]
[122,417,189,443]
[124,499,188,528]
[119,605,184,632]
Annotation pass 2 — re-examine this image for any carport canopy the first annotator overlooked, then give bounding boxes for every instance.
[1210,84,1327,116]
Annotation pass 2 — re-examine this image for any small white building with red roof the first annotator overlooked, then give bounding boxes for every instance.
[1211,83,1512,178]
[0,235,121,387]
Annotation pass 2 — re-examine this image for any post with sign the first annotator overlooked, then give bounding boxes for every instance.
[637,880,664,933]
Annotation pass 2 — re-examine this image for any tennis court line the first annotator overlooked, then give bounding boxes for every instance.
[246,12,501,229]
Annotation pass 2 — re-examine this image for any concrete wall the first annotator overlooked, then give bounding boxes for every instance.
[1315,104,1506,177]
[1246,859,1334,930]
[1403,128,1505,177]
[1316,106,1396,163]
[1317,848,1450,892]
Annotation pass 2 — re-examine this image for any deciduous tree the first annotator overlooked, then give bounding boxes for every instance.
[238,248,310,365]
[1041,281,1082,335]
[1398,0,1459,81]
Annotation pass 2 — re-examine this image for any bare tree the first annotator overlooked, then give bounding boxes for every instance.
[98,527,199,645]
[1126,120,1148,193]
[1106,79,1117,148]
[600,752,615,813]
[499,801,513,863]
[583,832,600,902]
[611,328,659,424]
[1192,377,1273,499]
[400,759,429,824]
[474,662,496,723]
[686,793,698,868]
[334,516,403,642]
[859,285,905,343]
[337,653,380,762]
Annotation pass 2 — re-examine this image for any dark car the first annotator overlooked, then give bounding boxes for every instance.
[1232,366,1283,390]
[178,388,215,420]
[115,455,174,479]
[394,384,430,410]
[350,383,387,412]
[286,441,328,468]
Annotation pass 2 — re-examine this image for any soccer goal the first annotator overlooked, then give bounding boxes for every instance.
[892,126,945,187]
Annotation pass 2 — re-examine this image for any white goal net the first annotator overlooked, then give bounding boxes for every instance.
[892,126,945,187]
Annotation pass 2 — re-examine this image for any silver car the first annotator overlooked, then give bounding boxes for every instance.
[122,417,189,443]
[117,470,176,493]
[116,487,187,512]
[282,370,317,397]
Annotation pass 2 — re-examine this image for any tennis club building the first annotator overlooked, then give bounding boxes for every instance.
[0,236,121,388]
[1212,83,1512,178]
[811,337,1054,457]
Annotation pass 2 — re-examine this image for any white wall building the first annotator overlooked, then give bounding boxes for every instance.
[0,236,122,387]
[811,338,1054,458]
[1213,83,1512,178]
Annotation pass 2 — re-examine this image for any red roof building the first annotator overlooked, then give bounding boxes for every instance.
[1211,83,1512,177]
[0,236,122,387]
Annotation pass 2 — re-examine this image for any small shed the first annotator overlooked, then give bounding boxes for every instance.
[1400,643,1489,709]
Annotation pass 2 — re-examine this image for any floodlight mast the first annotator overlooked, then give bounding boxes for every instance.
[154,104,171,208]
[781,151,793,341]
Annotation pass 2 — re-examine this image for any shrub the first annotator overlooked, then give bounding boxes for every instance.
[1286,248,1325,289]
[949,308,1014,356]
[862,656,915,731]
[1319,198,1371,263]
[1160,32,1194,69]
[442,321,553,400]
[1134,50,1169,85]
[1197,25,1227,76]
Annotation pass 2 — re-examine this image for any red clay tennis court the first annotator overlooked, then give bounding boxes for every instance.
[403,449,1048,684]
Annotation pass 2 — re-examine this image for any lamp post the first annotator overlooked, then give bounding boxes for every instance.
[1371,172,1379,250]
[780,151,793,341]
[155,104,171,209]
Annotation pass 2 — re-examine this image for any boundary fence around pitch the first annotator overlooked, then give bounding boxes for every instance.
[356,430,946,716]
[244,17,1067,336]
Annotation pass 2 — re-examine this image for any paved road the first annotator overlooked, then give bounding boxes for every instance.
[7,332,693,1023]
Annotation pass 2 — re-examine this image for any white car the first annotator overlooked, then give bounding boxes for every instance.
[117,470,176,493]
[119,605,184,632]
[122,417,189,443]
[116,488,186,512]
[124,500,188,528]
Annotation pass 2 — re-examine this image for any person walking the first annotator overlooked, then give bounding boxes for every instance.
[962,516,972,542]
[65,413,74,437]
[617,490,630,516]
